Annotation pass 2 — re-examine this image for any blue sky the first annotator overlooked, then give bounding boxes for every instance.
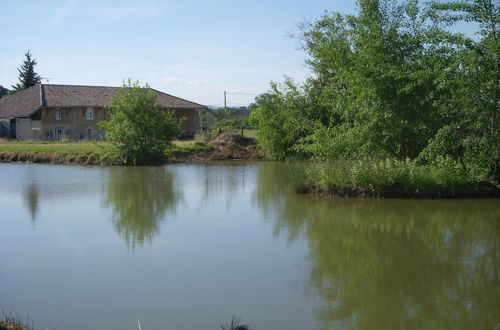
[0,0,357,106]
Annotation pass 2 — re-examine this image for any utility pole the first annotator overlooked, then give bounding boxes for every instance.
[224,91,227,110]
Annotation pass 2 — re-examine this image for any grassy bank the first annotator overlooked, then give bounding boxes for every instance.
[0,140,107,165]
[294,158,499,198]
[0,134,263,165]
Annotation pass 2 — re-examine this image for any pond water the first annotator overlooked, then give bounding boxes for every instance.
[0,162,499,329]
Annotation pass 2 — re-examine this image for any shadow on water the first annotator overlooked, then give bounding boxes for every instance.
[254,162,500,329]
[102,166,183,250]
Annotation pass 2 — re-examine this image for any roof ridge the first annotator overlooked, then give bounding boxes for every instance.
[41,83,120,89]
[40,84,207,108]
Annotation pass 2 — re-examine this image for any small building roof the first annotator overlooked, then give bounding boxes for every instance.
[0,84,208,119]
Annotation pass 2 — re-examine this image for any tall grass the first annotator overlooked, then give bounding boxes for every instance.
[1,308,34,330]
[296,157,498,198]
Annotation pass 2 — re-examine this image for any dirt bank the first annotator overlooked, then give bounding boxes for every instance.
[168,133,264,162]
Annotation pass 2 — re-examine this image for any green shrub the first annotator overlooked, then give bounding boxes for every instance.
[98,80,181,165]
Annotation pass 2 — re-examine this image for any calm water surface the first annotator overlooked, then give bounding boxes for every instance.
[0,162,499,329]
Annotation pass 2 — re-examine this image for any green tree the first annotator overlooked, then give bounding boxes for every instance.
[420,0,499,184]
[98,80,182,165]
[295,0,445,160]
[0,85,10,98]
[250,79,311,159]
[11,50,42,92]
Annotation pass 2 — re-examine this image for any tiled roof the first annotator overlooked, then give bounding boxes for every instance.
[0,85,42,118]
[0,84,207,118]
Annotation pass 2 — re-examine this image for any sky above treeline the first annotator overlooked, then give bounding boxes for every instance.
[0,0,357,106]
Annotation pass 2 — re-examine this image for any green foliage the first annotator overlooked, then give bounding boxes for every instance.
[214,118,241,130]
[98,80,182,165]
[0,85,10,98]
[11,51,41,92]
[300,157,494,197]
[214,106,250,120]
[249,78,311,159]
[251,0,499,187]
[165,141,214,157]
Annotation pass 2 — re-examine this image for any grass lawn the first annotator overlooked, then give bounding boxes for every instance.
[0,139,201,154]
[0,140,106,154]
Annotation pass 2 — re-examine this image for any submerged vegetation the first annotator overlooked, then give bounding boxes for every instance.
[250,0,499,196]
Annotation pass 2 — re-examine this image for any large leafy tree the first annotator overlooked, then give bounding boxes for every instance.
[421,0,499,183]
[98,80,182,165]
[12,50,42,92]
[297,0,445,160]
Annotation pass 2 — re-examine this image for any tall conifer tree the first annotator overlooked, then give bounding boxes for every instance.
[12,50,42,92]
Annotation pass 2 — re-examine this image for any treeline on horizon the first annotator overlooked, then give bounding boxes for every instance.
[249,0,499,193]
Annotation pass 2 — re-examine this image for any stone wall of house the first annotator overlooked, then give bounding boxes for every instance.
[10,106,205,141]
[40,107,106,140]
[16,118,42,140]
[172,108,198,136]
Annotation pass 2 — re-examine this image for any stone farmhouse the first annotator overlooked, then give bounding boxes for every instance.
[0,84,215,140]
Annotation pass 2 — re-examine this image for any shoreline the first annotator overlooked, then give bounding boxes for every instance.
[0,148,264,166]
[298,182,500,199]
[0,133,264,165]
[1,136,498,199]
[1,152,498,199]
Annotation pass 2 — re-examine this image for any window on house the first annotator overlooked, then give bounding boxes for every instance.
[87,128,92,140]
[31,128,40,140]
[86,108,94,120]
[55,109,62,120]
[55,128,63,141]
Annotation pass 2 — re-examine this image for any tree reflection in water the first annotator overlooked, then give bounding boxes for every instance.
[102,166,182,249]
[23,182,40,224]
[254,162,500,329]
